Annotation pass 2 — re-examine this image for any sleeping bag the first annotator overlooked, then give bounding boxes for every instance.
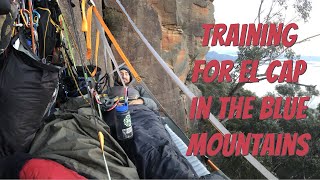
[0,153,86,179]
[28,98,139,179]
[105,104,198,179]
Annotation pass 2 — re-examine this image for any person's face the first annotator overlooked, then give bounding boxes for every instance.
[119,69,131,85]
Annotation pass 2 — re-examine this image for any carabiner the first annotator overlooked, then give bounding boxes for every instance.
[33,10,41,28]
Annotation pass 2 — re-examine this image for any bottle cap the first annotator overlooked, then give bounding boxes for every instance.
[115,102,128,112]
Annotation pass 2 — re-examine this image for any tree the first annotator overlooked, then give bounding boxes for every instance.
[198,78,320,179]
[229,0,319,97]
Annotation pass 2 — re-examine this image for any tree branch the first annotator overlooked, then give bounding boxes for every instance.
[260,33,320,64]
[257,0,264,23]
[296,33,320,44]
[266,7,285,22]
[228,82,246,96]
[286,15,299,25]
[289,82,316,88]
[265,0,276,22]
[259,33,320,64]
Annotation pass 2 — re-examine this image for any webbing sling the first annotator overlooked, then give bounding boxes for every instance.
[81,3,100,79]
[92,6,141,83]
[93,8,127,88]
[70,3,121,90]
[81,0,88,32]
[84,5,98,77]
[114,0,278,179]
[86,6,93,60]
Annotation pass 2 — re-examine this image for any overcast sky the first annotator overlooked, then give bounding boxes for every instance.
[212,0,320,57]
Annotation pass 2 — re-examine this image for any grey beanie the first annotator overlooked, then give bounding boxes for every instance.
[115,65,133,84]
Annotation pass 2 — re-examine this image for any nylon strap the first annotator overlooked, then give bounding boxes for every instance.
[92,6,141,83]
[93,10,127,93]
[81,0,88,32]
[86,6,93,60]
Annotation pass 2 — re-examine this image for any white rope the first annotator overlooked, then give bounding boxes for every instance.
[109,63,125,75]
[102,151,112,180]
[114,1,278,179]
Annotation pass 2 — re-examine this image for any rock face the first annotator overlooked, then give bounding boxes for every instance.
[104,0,214,131]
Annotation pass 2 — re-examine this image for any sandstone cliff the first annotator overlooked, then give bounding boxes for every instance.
[103,0,214,131]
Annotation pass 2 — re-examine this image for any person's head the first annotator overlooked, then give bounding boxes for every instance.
[116,66,132,85]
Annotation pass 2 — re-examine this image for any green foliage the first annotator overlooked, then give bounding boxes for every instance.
[194,76,320,178]
[275,83,319,97]
[195,78,231,116]
[293,0,312,22]
[275,84,296,97]
[193,64,319,179]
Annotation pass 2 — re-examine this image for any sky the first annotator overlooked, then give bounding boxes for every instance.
[211,0,320,57]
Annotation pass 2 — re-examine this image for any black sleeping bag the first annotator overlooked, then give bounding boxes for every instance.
[104,104,198,179]
[0,47,59,157]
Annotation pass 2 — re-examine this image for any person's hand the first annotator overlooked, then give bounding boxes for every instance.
[117,102,124,106]
[129,99,144,105]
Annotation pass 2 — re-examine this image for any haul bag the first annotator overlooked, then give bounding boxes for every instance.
[35,0,61,60]
[0,47,59,157]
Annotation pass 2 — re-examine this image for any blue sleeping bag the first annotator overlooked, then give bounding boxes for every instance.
[104,104,198,179]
